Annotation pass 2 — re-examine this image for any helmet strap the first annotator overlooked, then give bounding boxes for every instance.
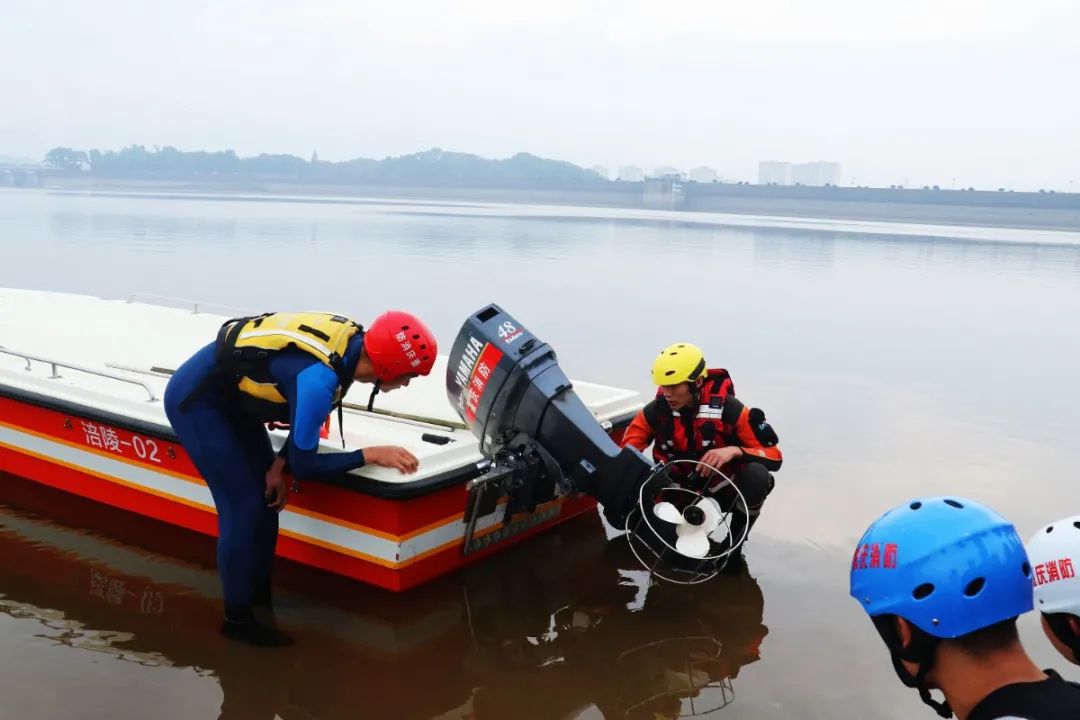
[875,616,953,718]
[367,379,382,412]
[913,663,952,719]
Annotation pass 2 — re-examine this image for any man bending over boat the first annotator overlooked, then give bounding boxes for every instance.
[619,343,781,568]
[164,310,437,646]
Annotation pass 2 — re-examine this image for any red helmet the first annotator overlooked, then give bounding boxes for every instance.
[364,311,438,382]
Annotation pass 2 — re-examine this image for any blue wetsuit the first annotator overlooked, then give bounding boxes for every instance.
[163,334,366,612]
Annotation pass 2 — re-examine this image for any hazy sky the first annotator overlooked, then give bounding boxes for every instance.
[2,0,1077,190]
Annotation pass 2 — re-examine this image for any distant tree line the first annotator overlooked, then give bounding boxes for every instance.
[42,145,608,190]
[39,145,1079,208]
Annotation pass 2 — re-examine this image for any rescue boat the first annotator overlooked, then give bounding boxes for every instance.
[0,288,644,591]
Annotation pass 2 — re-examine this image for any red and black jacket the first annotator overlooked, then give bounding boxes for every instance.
[621,369,782,473]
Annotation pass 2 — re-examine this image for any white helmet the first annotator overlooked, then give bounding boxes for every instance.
[1026,515,1080,616]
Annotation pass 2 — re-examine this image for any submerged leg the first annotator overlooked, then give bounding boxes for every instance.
[235,421,278,609]
[165,388,292,646]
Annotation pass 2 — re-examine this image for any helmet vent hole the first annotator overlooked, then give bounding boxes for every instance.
[944,499,964,509]
[1073,521,1080,530]
[664,370,675,376]
[910,501,922,510]
[1047,526,1055,534]
[913,583,935,600]
[1022,562,1032,577]
[412,334,420,340]
[964,577,986,597]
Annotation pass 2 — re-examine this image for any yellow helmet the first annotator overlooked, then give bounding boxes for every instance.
[651,343,706,386]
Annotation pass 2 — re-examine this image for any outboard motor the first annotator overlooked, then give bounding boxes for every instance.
[446,303,653,542]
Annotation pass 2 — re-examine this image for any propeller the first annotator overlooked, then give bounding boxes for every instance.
[651,497,722,558]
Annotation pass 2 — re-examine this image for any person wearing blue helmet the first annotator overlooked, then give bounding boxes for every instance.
[850,496,1080,719]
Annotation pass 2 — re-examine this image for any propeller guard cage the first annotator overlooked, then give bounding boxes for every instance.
[624,459,751,585]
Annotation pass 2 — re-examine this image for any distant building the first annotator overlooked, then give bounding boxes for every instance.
[653,166,686,180]
[688,166,718,183]
[758,161,791,185]
[643,176,684,209]
[589,165,609,180]
[791,161,842,187]
[618,165,645,182]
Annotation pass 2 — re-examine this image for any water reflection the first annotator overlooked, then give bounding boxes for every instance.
[747,226,1080,277]
[461,538,766,720]
[50,211,242,249]
[750,228,837,270]
[0,484,766,720]
[0,596,174,668]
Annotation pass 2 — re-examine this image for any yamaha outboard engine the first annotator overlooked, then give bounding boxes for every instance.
[446,303,653,540]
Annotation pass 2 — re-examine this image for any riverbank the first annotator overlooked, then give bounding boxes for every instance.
[25,175,1080,233]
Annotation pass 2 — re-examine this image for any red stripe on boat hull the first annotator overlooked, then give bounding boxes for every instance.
[0,393,613,591]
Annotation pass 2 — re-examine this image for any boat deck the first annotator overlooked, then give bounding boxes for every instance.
[0,288,644,590]
[0,288,643,490]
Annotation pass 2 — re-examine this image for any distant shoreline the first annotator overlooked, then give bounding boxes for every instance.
[23,175,1080,235]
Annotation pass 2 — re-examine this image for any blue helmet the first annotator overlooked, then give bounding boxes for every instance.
[850,496,1033,638]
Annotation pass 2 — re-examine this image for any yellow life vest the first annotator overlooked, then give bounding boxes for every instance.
[215,311,362,416]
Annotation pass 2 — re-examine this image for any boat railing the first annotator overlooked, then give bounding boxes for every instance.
[0,348,160,402]
[104,362,463,429]
[124,293,255,316]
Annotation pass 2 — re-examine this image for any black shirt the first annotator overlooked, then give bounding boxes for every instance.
[967,669,1080,720]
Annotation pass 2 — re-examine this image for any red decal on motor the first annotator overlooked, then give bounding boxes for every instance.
[464,343,504,424]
